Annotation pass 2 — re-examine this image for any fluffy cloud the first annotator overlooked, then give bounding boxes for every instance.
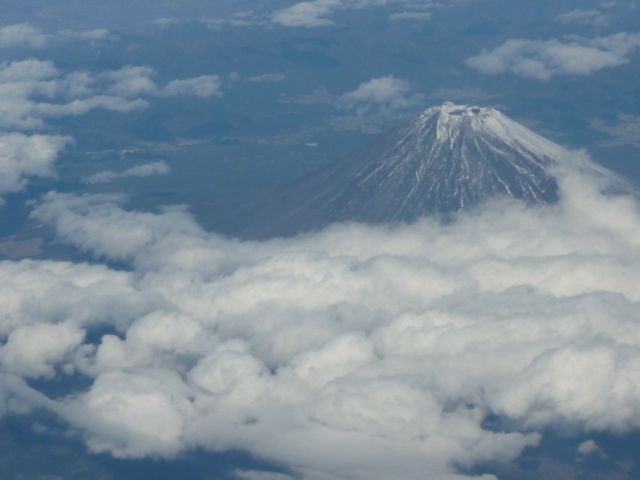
[467,32,640,80]
[577,439,600,455]
[1,158,639,479]
[0,259,157,338]
[0,60,147,130]
[0,132,70,200]
[105,66,159,98]
[333,75,424,132]
[0,60,224,130]
[83,161,171,184]
[341,75,420,109]
[68,369,194,458]
[0,322,85,378]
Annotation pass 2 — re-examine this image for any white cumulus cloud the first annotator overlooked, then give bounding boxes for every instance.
[467,32,640,80]
[332,75,425,132]
[341,75,421,109]
[0,60,147,130]
[105,66,159,98]
[577,439,600,455]
[0,132,70,200]
[0,60,224,130]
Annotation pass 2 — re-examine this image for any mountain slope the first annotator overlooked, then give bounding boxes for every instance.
[237,103,609,237]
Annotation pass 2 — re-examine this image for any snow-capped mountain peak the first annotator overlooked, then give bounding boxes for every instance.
[419,102,567,161]
[239,102,612,237]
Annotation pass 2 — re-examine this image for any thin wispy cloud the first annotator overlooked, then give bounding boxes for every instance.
[389,11,432,21]
[554,9,610,27]
[591,114,640,148]
[246,73,286,83]
[271,0,389,28]
[272,0,342,27]
[0,23,117,49]
[83,161,171,184]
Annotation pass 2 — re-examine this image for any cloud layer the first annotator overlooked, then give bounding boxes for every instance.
[467,33,640,80]
[1,159,640,479]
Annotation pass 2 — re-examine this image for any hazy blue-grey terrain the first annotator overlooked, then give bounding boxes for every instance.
[1,1,640,479]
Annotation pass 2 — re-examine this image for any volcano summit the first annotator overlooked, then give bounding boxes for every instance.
[241,102,612,237]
